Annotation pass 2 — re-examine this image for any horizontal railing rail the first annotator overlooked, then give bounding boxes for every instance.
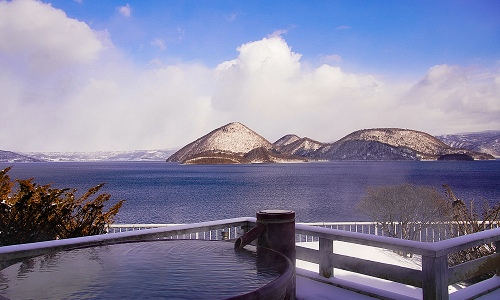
[106,223,247,240]
[295,224,500,300]
[110,221,500,243]
[296,221,500,242]
[107,223,180,231]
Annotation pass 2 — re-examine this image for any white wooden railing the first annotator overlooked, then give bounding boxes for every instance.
[295,224,500,300]
[296,222,450,242]
[107,222,381,234]
[296,221,500,243]
[105,223,244,240]
[109,221,496,243]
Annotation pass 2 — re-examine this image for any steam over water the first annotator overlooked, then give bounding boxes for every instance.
[1,161,499,223]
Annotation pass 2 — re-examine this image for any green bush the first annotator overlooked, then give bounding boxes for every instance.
[0,166,125,246]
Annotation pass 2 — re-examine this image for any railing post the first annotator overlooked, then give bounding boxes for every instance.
[319,238,333,278]
[422,255,449,300]
[496,240,500,277]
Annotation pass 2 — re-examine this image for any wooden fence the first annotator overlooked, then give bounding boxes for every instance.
[110,221,500,243]
[295,224,500,300]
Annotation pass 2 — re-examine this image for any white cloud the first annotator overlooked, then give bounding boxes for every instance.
[212,36,394,141]
[176,28,185,41]
[324,54,342,62]
[226,12,238,22]
[0,0,498,152]
[118,4,131,17]
[0,0,218,152]
[403,64,500,133]
[148,58,164,67]
[0,0,112,151]
[151,39,167,51]
[0,0,108,75]
[268,29,288,38]
[212,37,500,141]
[336,25,350,30]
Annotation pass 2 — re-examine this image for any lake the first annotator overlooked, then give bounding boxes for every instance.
[1,161,499,223]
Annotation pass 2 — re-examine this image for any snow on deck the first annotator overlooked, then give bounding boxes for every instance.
[295,241,500,300]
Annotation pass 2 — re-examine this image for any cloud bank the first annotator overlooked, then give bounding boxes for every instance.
[0,0,499,152]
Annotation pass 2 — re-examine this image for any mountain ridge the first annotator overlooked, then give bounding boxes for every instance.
[2,125,496,163]
[0,150,44,163]
[322,128,492,160]
[275,137,325,157]
[168,123,495,163]
[166,122,274,163]
[436,130,500,158]
[335,128,450,155]
[0,149,177,163]
[308,140,419,161]
[273,134,302,148]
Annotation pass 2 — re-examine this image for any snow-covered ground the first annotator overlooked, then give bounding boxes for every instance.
[295,241,500,300]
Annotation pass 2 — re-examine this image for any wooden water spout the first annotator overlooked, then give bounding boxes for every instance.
[235,210,296,300]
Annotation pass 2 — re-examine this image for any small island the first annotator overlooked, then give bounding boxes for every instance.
[166,122,495,165]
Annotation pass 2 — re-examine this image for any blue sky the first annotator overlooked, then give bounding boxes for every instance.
[0,0,499,151]
[50,0,500,77]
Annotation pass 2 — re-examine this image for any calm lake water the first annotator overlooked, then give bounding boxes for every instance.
[1,161,499,223]
[0,240,281,300]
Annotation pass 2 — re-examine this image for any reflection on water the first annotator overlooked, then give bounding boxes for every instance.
[0,240,281,300]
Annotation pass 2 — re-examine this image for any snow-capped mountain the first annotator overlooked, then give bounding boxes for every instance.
[3,124,496,164]
[273,128,493,161]
[0,150,43,163]
[169,124,495,164]
[308,140,419,161]
[322,128,493,160]
[19,149,177,162]
[436,131,500,158]
[274,136,325,157]
[167,122,275,162]
[273,134,303,148]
